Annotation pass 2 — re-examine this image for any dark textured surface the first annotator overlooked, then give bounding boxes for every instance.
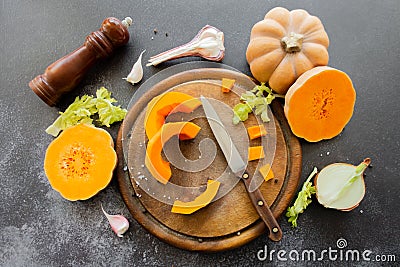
[1,0,399,266]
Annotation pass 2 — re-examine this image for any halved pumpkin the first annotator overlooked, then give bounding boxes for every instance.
[144,92,202,140]
[284,66,356,142]
[145,121,201,184]
[44,124,117,201]
[171,180,221,214]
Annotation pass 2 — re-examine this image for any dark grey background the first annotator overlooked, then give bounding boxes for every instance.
[1,0,399,266]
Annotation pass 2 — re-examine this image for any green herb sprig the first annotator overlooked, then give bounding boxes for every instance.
[232,83,284,124]
[45,87,127,137]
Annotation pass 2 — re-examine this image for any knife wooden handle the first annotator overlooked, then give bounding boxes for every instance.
[241,171,283,241]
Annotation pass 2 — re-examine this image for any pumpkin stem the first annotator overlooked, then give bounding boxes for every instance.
[281,32,304,53]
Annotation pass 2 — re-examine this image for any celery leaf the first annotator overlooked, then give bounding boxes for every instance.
[286,167,318,227]
[45,87,126,136]
[232,83,280,124]
[95,87,127,127]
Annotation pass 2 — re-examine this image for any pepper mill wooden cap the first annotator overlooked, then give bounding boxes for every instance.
[29,17,132,106]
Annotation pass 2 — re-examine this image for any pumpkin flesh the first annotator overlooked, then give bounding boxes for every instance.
[284,66,356,142]
[145,121,201,184]
[144,92,202,140]
[247,125,267,140]
[171,180,221,214]
[221,78,235,93]
[248,146,265,161]
[44,124,117,201]
[259,163,275,182]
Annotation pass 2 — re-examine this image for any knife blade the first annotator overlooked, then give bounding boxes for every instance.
[200,95,282,241]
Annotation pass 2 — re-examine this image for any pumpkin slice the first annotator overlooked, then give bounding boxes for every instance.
[145,121,201,184]
[284,66,356,142]
[248,146,265,161]
[44,124,117,201]
[247,125,267,140]
[144,92,202,140]
[259,163,274,182]
[171,180,221,214]
[221,78,235,93]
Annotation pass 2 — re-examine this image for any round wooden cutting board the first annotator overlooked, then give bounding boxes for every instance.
[116,67,301,252]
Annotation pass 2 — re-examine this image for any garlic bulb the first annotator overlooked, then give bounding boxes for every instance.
[123,50,145,85]
[147,25,225,66]
[101,204,129,237]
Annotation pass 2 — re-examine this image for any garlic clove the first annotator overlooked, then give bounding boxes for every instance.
[123,50,145,85]
[101,204,129,237]
[121,17,133,28]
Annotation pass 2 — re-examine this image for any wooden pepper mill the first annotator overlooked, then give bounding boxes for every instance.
[29,17,132,106]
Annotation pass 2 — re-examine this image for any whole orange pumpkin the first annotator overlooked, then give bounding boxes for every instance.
[246,7,330,94]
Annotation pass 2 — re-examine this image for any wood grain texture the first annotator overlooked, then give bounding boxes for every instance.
[116,68,302,251]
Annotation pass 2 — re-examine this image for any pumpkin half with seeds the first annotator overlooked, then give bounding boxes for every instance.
[246,7,330,94]
[44,124,117,201]
[284,66,356,142]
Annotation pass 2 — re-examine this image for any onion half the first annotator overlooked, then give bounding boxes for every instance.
[315,158,370,211]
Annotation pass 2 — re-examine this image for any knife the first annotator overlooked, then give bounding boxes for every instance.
[200,95,282,241]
